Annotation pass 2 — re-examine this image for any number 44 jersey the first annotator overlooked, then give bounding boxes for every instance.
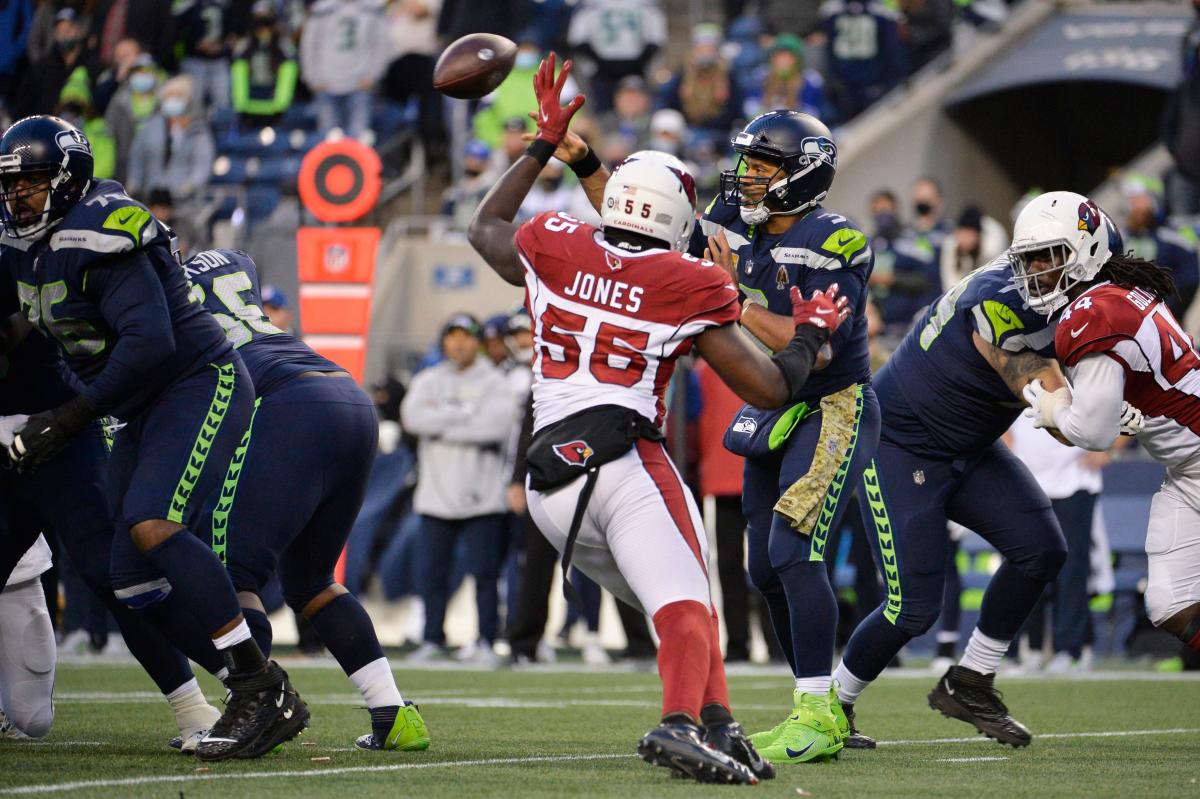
[1056,282,1200,471]
[515,211,740,432]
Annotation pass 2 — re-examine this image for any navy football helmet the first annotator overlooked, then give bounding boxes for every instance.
[0,115,94,239]
[719,110,837,224]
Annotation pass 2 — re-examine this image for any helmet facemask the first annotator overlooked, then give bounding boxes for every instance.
[1009,239,1079,315]
[721,154,783,225]
[0,166,57,239]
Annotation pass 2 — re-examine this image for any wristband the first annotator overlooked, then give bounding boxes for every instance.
[526,139,556,167]
[771,325,829,400]
[568,148,602,179]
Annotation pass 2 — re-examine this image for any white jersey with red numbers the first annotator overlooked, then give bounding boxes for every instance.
[1056,281,1200,476]
[514,211,740,433]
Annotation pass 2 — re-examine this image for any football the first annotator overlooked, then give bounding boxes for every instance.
[433,33,518,100]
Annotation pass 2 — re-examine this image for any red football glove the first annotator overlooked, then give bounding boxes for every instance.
[789,284,851,335]
[532,52,585,147]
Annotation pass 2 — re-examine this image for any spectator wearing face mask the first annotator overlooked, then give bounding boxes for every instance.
[127,74,215,202]
[104,52,163,183]
[54,70,117,179]
[867,186,941,334]
[659,24,740,142]
[648,109,686,158]
[596,75,652,165]
[91,36,142,115]
[471,34,580,148]
[516,159,598,224]
[1121,174,1200,319]
[566,0,665,113]
[938,205,1007,290]
[15,7,88,119]
[443,139,497,227]
[745,33,830,122]
[231,1,298,127]
[908,176,951,253]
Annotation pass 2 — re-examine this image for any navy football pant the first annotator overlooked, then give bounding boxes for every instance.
[0,424,194,695]
[743,384,881,678]
[842,438,1067,682]
[210,374,378,611]
[108,360,253,638]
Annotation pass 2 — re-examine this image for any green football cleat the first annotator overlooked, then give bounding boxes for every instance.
[757,691,844,764]
[355,702,430,751]
[829,685,850,745]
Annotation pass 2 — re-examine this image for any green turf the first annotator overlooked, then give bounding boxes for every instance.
[1,663,1198,798]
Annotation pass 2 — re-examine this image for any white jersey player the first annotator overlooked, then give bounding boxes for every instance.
[0,534,55,739]
[467,53,851,784]
[1017,191,1200,656]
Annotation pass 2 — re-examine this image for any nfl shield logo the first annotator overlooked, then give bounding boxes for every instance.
[913,470,925,486]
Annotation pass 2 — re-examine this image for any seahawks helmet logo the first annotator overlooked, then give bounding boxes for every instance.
[553,440,594,467]
[800,137,837,169]
[55,128,90,155]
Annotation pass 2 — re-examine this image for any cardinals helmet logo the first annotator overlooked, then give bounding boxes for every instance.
[553,440,594,467]
[1077,201,1100,234]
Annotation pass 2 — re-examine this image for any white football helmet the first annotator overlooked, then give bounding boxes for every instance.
[1009,190,1113,315]
[601,151,697,251]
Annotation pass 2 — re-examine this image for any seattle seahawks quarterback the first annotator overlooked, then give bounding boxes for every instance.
[0,115,307,761]
[688,110,880,764]
[185,248,429,753]
[830,192,1124,748]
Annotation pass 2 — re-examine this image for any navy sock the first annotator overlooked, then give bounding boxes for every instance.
[977,563,1050,641]
[370,705,400,740]
[776,560,837,678]
[306,593,385,676]
[841,605,914,682]
[143,530,242,636]
[107,604,196,694]
[756,578,797,675]
[141,594,227,675]
[243,607,274,656]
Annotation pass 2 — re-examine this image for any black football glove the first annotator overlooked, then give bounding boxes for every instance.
[11,395,98,471]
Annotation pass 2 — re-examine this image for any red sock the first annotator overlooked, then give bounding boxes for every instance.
[653,600,712,723]
[702,607,731,713]
[1187,627,1200,653]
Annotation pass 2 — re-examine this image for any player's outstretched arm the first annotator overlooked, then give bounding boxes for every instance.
[524,128,610,214]
[697,285,850,408]
[469,53,585,287]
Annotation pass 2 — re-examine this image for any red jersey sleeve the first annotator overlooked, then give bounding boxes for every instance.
[676,256,741,329]
[1055,285,1147,367]
[513,211,559,266]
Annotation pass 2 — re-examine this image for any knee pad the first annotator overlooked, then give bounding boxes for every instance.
[1144,579,1181,628]
[747,556,781,596]
[14,704,53,738]
[1009,536,1068,584]
[113,578,173,610]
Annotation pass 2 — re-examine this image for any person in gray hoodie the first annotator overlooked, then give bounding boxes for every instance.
[401,314,521,664]
[299,0,389,140]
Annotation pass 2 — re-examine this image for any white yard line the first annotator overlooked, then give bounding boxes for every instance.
[5,727,1199,796]
[936,756,1011,763]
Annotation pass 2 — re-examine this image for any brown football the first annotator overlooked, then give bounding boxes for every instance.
[433,33,518,100]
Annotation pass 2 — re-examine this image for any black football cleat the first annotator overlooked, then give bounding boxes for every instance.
[840,702,876,749]
[196,661,310,761]
[703,721,776,780]
[928,665,1031,748]
[638,722,759,785]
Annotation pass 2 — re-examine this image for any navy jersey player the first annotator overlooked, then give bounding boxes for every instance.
[0,325,229,750]
[0,115,306,761]
[830,191,1123,747]
[185,248,430,752]
[687,111,879,764]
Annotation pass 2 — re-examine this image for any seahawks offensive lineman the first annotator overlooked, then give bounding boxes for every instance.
[0,115,306,760]
[831,192,1127,747]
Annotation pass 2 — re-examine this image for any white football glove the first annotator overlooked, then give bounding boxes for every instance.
[1119,401,1144,436]
[0,414,29,465]
[1022,379,1072,430]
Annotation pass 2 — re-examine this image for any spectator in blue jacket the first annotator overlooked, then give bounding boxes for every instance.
[0,0,33,111]
[819,0,906,121]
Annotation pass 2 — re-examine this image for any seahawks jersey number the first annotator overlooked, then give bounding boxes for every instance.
[189,271,282,348]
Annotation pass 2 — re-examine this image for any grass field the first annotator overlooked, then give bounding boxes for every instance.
[1,659,1198,798]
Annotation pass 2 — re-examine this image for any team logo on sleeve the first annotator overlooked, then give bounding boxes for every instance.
[553,440,595,467]
[1077,201,1101,234]
[732,416,757,435]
